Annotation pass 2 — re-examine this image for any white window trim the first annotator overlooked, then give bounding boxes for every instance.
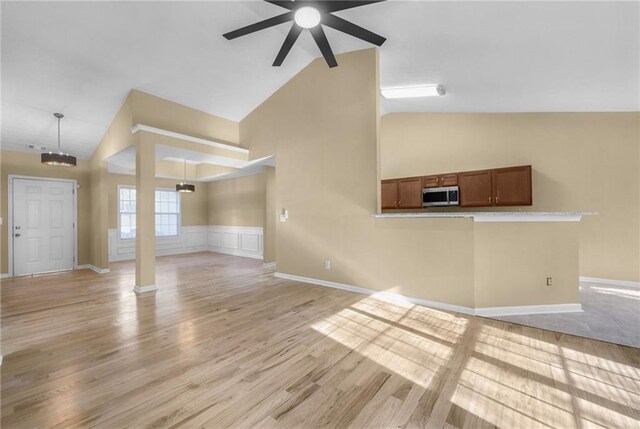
[116,185,181,242]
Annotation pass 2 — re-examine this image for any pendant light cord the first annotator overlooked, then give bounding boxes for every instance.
[184,159,187,181]
[57,116,61,153]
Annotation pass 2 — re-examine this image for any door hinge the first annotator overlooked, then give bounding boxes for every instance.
[72,188,75,195]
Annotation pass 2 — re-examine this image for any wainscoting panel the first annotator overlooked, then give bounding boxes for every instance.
[108,226,209,262]
[208,226,263,259]
[108,226,263,262]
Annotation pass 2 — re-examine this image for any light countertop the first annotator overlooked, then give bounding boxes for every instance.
[371,212,597,222]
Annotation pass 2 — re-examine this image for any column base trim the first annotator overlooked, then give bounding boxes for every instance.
[77,264,110,274]
[133,285,158,294]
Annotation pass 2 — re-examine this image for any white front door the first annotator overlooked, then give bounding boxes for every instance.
[12,178,75,276]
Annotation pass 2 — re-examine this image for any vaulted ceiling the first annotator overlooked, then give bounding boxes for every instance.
[2,1,638,159]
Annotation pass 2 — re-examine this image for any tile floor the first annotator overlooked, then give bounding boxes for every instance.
[491,281,640,348]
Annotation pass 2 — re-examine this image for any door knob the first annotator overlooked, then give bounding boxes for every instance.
[15,226,21,229]
[15,233,21,237]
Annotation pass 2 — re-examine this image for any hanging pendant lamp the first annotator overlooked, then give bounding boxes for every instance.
[41,113,77,167]
[176,159,195,192]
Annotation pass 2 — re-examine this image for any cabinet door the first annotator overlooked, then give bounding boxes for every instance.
[422,175,439,188]
[493,165,532,206]
[440,174,458,186]
[459,170,493,207]
[398,178,423,208]
[381,180,398,209]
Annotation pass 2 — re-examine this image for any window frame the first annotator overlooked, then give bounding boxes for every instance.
[117,185,181,241]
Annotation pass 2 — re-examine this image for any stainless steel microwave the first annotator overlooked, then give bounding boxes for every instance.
[423,186,459,207]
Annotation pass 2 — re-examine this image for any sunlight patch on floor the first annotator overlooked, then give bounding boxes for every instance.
[453,356,577,429]
[311,296,460,388]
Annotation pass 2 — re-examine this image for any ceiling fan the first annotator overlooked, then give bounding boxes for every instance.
[223,0,387,68]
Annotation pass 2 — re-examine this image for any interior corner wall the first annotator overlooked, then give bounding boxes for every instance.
[263,167,276,263]
[206,174,266,228]
[0,151,93,273]
[240,48,476,308]
[380,112,640,283]
[130,90,241,147]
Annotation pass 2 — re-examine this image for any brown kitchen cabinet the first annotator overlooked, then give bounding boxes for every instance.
[382,164,532,210]
[422,174,457,188]
[492,165,532,206]
[458,169,493,207]
[397,178,422,208]
[381,180,399,209]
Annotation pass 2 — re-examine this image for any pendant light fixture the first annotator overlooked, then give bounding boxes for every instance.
[176,159,195,193]
[41,113,77,167]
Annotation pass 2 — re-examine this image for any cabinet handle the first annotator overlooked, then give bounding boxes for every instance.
[489,196,491,203]
[496,196,499,204]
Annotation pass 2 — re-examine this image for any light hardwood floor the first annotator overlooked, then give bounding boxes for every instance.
[2,252,639,428]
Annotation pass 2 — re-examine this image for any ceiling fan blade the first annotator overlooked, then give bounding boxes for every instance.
[263,0,295,10]
[322,1,387,13]
[223,12,294,40]
[322,14,386,46]
[310,25,337,68]
[273,24,303,66]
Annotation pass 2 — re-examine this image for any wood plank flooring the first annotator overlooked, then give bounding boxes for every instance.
[2,252,639,428]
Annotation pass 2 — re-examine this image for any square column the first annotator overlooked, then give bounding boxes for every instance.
[134,135,157,293]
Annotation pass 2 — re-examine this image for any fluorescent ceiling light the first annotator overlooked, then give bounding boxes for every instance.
[381,85,446,99]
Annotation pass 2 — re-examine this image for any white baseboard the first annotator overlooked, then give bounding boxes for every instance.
[133,284,158,294]
[474,303,583,317]
[262,261,277,269]
[274,272,475,315]
[77,264,110,274]
[579,276,640,289]
[0,355,3,366]
[0,273,10,279]
[208,248,263,260]
[274,272,583,317]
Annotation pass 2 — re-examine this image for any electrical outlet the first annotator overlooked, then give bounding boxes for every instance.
[546,277,552,287]
[324,260,331,270]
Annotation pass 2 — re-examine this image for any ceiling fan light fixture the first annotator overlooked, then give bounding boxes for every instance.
[381,84,446,99]
[294,7,321,29]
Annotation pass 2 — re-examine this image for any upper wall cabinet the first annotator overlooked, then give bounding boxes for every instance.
[382,164,532,210]
[422,174,457,188]
[398,178,423,208]
[492,165,532,206]
[459,170,493,207]
[381,180,399,209]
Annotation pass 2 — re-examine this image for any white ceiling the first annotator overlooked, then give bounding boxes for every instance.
[2,1,639,160]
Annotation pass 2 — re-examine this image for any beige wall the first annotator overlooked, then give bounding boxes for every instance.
[242,49,475,307]
[240,48,587,309]
[131,90,240,147]
[474,222,579,307]
[381,113,640,282]
[207,174,265,227]
[263,167,276,263]
[0,151,92,272]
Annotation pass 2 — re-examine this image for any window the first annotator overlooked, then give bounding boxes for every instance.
[155,189,179,237]
[119,187,136,240]
[118,186,180,239]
